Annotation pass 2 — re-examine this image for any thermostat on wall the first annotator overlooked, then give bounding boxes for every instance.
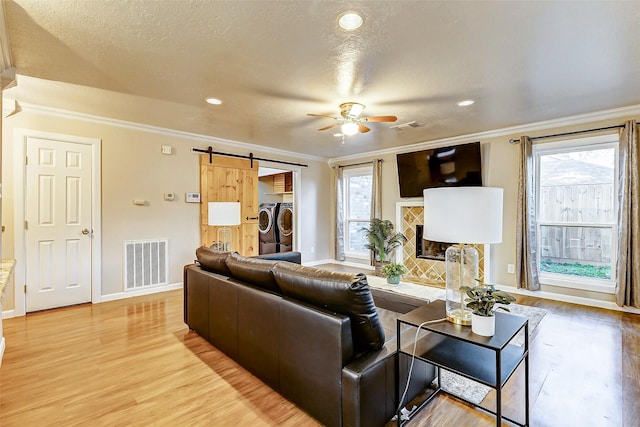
[185,192,200,203]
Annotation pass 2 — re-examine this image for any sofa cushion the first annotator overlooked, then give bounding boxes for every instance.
[195,246,232,276]
[225,252,281,293]
[271,263,385,351]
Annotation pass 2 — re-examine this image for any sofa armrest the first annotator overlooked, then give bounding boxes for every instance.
[342,343,396,427]
[253,251,302,264]
[342,338,435,427]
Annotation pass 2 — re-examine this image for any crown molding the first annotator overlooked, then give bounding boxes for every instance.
[328,104,640,165]
[12,101,328,163]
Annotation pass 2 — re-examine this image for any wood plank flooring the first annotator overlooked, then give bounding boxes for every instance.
[0,272,638,426]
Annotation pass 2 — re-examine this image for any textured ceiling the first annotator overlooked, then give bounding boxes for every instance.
[4,0,640,159]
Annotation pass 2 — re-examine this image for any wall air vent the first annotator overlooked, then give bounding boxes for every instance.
[124,239,168,290]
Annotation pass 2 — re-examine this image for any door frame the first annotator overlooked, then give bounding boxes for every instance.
[12,129,102,316]
[259,160,302,252]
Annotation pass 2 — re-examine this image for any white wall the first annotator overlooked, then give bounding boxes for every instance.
[1,103,332,311]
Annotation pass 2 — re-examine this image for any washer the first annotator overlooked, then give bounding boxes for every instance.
[258,203,279,246]
[277,202,293,251]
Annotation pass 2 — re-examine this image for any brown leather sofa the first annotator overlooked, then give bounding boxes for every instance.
[184,247,435,427]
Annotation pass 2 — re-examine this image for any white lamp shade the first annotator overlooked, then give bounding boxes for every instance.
[208,202,241,226]
[423,187,503,244]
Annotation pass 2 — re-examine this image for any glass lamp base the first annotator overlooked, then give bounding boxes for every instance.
[446,308,472,325]
[445,244,478,327]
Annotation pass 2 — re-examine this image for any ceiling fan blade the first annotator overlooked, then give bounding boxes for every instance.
[362,115,398,123]
[358,123,371,133]
[307,113,339,119]
[318,123,341,131]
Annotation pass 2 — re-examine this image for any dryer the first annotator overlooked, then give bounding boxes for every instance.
[277,202,294,252]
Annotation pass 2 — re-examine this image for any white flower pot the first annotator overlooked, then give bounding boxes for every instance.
[471,313,495,336]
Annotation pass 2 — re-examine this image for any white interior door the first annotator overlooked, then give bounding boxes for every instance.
[25,137,93,312]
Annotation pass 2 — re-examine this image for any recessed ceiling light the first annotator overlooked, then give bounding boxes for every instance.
[205,97,222,105]
[338,12,363,31]
[457,100,475,107]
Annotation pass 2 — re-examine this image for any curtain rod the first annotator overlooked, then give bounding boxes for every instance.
[192,146,308,168]
[508,122,636,144]
[337,159,383,169]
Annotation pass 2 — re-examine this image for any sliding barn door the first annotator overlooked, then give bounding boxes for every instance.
[200,154,259,256]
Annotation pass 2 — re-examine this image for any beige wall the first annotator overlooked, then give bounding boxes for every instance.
[331,114,639,304]
[1,106,331,311]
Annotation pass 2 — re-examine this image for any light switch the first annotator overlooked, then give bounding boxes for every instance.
[161,145,173,155]
[164,193,176,201]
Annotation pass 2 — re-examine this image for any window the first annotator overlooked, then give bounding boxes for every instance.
[533,134,618,293]
[343,166,373,258]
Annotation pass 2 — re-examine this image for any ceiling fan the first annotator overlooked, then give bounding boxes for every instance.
[307,102,398,136]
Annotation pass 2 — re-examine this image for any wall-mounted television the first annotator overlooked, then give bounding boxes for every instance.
[396,141,483,198]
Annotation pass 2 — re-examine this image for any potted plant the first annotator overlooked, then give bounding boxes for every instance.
[381,262,407,285]
[460,280,516,336]
[362,218,407,276]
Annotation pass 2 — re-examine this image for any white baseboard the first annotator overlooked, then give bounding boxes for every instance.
[304,258,374,271]
[303,258,334,266]
[495,284,640,314]
[2,309,15,319]
[0,337,5,366]
[100,282,183,303]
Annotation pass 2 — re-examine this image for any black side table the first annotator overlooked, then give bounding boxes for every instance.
[396,299,529,426]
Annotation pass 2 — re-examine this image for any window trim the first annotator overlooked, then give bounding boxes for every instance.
[343,165,373,259]
[533,133,619,294]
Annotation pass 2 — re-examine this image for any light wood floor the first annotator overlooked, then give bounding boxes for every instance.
[1,274,638,426]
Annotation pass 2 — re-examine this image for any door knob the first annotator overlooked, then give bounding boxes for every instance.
[82,228,90,235]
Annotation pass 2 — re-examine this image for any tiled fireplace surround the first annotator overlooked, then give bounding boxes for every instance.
[397,202,485,287]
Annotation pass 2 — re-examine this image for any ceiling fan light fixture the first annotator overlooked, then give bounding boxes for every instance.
[338,12,363,31]
[340,101,365,118]
[341,121,359,136]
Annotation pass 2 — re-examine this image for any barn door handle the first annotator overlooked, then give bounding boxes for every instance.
[246,216,259,220]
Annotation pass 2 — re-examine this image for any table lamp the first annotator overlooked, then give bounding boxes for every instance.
[423,187,503,325]
[208,202,241,251]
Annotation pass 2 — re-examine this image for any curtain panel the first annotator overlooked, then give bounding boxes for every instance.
[334,167,346,261]
[616,120,639,308]
[515,136,540,291]
[370,159,383,265]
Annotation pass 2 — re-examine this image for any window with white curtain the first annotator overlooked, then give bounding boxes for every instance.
[343,165,373,258]
[533,134,618,293]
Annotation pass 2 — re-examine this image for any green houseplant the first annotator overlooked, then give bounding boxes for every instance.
[362,218,407,276]
[380,262,407,285]
[460,280,516,336]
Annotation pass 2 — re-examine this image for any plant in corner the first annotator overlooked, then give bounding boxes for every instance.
[460,280,516,336]
[362,218,408,276]
[381,262,407,285]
